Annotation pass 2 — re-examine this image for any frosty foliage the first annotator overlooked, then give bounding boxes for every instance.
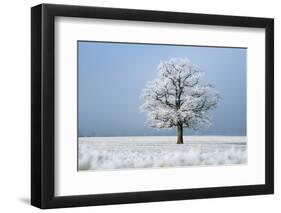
[140,58,220,130]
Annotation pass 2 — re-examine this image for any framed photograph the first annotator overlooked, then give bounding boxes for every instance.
[31,3,274,209]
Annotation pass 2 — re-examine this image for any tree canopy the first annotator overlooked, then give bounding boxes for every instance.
[140,58,220,132]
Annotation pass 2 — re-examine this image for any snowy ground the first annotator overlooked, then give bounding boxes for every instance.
[78,136,247,171]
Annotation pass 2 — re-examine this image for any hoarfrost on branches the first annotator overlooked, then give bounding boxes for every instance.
[140,58,220,144]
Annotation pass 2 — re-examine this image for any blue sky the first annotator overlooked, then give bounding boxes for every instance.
[78,41,246,137]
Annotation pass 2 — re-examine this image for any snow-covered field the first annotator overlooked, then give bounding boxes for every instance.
[78,136,247,171]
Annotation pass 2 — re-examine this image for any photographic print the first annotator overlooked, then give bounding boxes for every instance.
[31,4,274,208]
[78,41,247,171]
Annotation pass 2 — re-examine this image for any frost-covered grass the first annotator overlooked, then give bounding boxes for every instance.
[78,136,246,171]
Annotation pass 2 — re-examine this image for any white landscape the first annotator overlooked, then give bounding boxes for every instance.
[78,136,247,171]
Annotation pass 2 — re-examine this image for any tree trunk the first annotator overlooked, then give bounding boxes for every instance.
[177,125,184,144]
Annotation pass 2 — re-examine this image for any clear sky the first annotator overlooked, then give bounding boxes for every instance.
[78,41,246,137]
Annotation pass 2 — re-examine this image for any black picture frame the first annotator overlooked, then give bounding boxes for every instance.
[31,3,274,209]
